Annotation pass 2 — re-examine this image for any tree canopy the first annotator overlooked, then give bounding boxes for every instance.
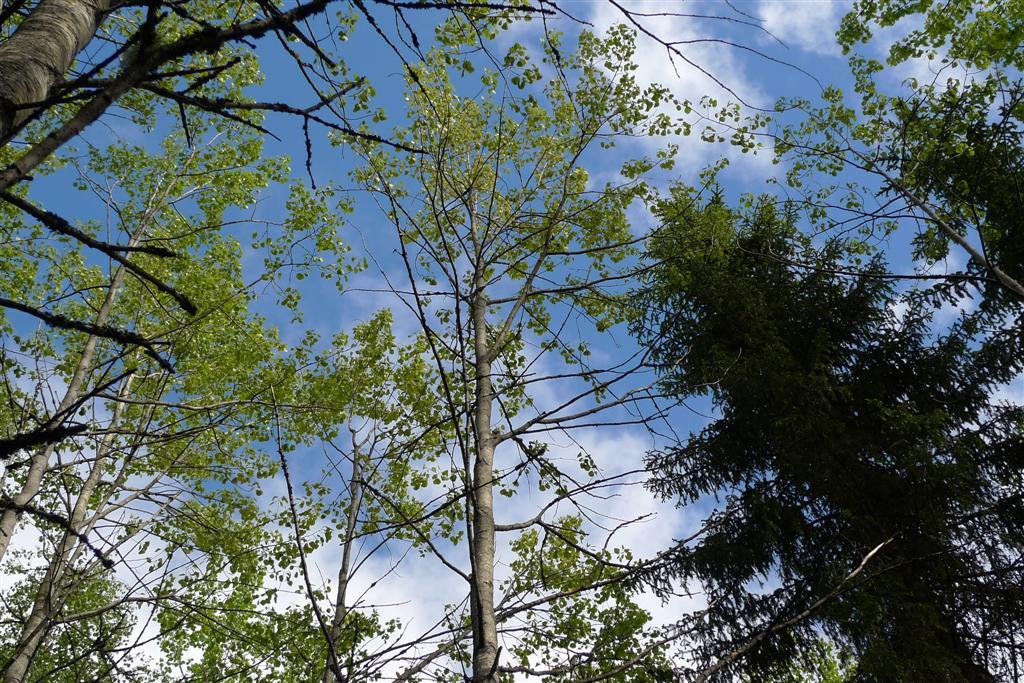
[0,1,1021,682]
[636,190,1023,681]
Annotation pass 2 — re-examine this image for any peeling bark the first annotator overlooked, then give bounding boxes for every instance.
[0,0,113,140]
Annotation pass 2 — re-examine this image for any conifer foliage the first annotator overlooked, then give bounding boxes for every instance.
[635,191,1024,682]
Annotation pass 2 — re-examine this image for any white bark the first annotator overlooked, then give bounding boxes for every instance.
[0,0,113,139]
[469,223,500,682]
[2,386,129,683]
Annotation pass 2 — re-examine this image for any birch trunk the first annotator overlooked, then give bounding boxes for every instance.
[470,287,499,682]
[0,0,113,140]
[2,386,128,683]
[322,448,362,683]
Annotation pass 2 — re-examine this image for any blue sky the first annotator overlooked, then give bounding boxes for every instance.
[9,0,1022,675]
[232,0,868,666]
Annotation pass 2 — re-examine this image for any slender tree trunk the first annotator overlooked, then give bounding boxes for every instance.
[470,287,499,683]
[0,289,115,561]
[2,385,127,683]
[322,447,362,683]
[0,0,113,140]
[0,211,151,561]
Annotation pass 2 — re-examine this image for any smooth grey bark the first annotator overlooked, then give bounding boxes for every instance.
[1,387,128,683]
[0,0,113,139]
[469,204,500,682]
[321,446,363,683]
[0,196,161,562]
[0,288,115,562]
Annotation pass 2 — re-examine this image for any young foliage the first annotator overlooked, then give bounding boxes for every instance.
[338,21,681,682]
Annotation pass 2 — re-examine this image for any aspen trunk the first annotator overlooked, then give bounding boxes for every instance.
[1,390,128,683]
[0,291,115,561]
[0,210,151,561]
[0,0,113,139]
[470,289,499,682]
[321,450,362,683]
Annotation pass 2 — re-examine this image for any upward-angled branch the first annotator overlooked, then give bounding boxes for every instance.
[1,191,197,314]
[874,165,1024,298]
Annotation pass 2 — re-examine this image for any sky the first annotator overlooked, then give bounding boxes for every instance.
[4,0,1023,678]
[272,4,1023,675]
[237,0,862,673]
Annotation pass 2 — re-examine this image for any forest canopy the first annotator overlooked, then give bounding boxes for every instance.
[0,1,1020,682]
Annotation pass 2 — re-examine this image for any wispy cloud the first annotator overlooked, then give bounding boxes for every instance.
[758,0,851,57]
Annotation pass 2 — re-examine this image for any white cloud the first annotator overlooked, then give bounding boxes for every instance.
[991,373,1024,406]
[581,1,777,176]
[758,0,850,57]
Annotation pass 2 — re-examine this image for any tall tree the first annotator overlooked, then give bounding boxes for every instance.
[342,21,683,682]
[0,87,349,680]
[634,189,1024,681]
[0,0,765,480]
[0,2,833,679]
[647,3,1024,676]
